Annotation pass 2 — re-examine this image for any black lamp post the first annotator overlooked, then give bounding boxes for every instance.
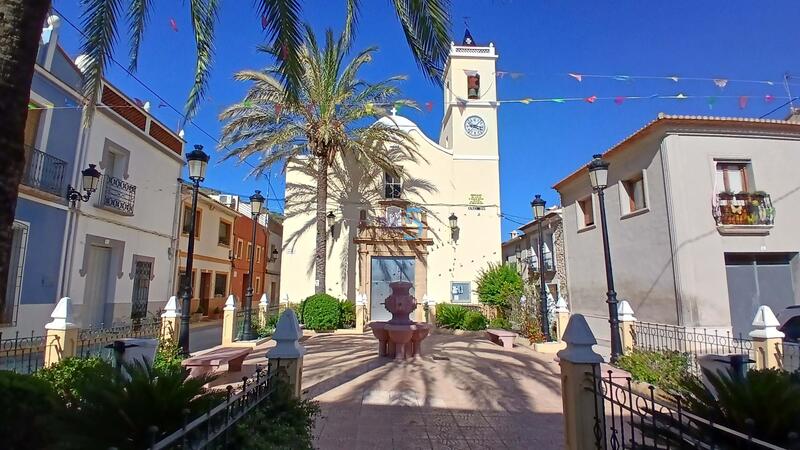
[587,153,623,363]
[531,194,552,341]
[448,213,459,241]
[269,247,278,263]
[66,164,102,206]
[179,144,209,355]
[241,190,265,341]
[327,211,335,236]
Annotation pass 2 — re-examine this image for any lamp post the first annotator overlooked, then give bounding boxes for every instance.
[179,144,209,355]
[327,211,335,236]
[241,190,265,341]
[66,164,102,206]
[448,213,459,241]
[587,153,623,363]
[531,194,552,341]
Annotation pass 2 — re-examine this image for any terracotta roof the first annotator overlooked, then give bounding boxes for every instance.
[552,114,800,191]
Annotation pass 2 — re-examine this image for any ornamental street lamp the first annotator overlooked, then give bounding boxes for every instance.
[179,144,209,355]
[269,247,279,263]
[448,213,459,241]
[587,153,623,363]
[66,164,101,206]
[531,194,552,341]
[241,190,265,341]
[327,211,335,236]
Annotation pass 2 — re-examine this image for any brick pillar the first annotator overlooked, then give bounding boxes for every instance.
[258,293,269,327]
[554,295,570,341]
[749,305,784,370]
[557,314,604,450]
[267,309,305,398]
[44,297,79,367]
[222,294,237,346]
[160,296,180,342]
[618,300,637,353]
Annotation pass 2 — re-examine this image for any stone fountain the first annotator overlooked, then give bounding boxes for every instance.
[369,281,432,360]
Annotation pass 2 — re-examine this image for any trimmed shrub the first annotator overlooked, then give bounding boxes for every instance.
[257,314,281,338]
[339,301,356,329]
[488,317,512,330]
[462,310,488,331]
[436,303,468,329]
[36,356,114,404]
[616,349,690,392]
[302,294,341,331]
[475,263,523,312]
[0,371,61,450]
[153,338,184,377]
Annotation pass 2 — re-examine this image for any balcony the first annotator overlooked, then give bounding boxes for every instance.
[355,204,431,243]
[713,192,774,235]
[529,257,555,273]
[21,146,67,196]
[97,174,136,215]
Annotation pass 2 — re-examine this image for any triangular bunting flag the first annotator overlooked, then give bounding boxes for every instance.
[585,95,597,103]
[510,72,523,80]
[169,18,178,32]
[708,96,717,110]
[158,101,168,108]
[425,101,433,112]
[613,75,631,82]
[739,96,749,109]
[495,71,507,78]
[365,103,374,114]
[670,76,680,82]
[713,79,728,88]
[614,96,625,105]
[242,100,253,107]
[675,93,687,99]
[568,73,582,82]
[551,98,566,103]
[133,98,144,107]
[765,94,775,103]
[519,98,533,104]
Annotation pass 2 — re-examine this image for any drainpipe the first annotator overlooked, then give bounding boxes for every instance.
[167,179,184,297]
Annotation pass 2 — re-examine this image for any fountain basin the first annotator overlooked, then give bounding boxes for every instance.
[369,281,431,360]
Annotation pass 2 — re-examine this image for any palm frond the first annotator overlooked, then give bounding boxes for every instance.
[340,0,359,52]
[79,0,124,125]
[255,0,304,102]
[390,0,452,85]
[126,0,151,71]
[183,0,220,123]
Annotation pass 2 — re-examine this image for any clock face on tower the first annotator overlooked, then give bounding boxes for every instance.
[464,115,487,138]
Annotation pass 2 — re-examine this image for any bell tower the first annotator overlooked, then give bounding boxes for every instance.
[439,29,499,159]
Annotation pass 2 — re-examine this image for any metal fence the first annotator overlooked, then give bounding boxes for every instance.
[631,321,756,374]
[590,369,790,449]
[779,341,800,373]
[78,316,162,359]
[22,146,68,196]
[149,365,277,449]
[0,330,52,374]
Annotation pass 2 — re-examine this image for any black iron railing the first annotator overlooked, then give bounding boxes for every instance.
[631,321,755,375]
[149,366,277,449]
[713,192,775,226]
[0,330,52,374]
[98,174,136,215]
[22,146,68,196]
[78,316,162,359]
[590,370,789,449]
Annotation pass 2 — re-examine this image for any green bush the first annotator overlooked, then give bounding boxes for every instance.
[475,263,523,311]
[0,371,61,450]
[462,310,488,331]
[36,356,114,405]
[339,300,356,329]
[257,314,280,338]
[231,380,320,449]
[302,294,341,331]
[489,317,512,330]
[616,349,690,392]
[153,338,184,377]
[436,303,468,329]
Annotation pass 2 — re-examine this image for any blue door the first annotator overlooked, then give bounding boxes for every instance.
[370,257,415,321]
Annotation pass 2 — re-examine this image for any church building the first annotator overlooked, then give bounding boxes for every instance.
[280,33,502,324]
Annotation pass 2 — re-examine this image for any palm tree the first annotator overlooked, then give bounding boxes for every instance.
[218,24,421,294]
[0,0,450,320]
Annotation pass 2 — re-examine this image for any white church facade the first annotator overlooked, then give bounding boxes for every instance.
[280,38,503,323]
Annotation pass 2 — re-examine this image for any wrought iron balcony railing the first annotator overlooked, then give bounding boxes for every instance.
[98,174,136,215]
[713,192,775,226]
[21,146,67,196]
[528,256,555,272]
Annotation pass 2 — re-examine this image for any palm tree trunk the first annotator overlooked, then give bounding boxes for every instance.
[314,157,329,294]
[0,0,51,321]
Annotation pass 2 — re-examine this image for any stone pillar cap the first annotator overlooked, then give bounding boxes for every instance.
[557,314,603,363]
[618,300,637,322]
[267,309,305,359]
[224,294,236,311]
[554,295,569,313]
[45,297,78,330]
[259,293,268,306]
[749,305,785,339]
[161,296,180,318]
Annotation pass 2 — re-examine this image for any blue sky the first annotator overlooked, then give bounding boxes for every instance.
[51,0,800,237]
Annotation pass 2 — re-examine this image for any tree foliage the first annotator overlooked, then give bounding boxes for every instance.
[475,263,523,311]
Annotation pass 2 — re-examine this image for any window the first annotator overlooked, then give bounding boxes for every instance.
[2,221,29,324]
[270,282,277,303]
[384,172,402,199]
[182,206,201,237]
[716,161,751,193]
[577,196,594,228]
[467,72,480,99]
[218,220,231,246]
[255,276,262,294]
[270,244,277,263]
[247,243,252,261]
[235,239,243,259]
[622,172,647,213]
[255,245,262,263]
[213,273,227,296]
[451,282,471,303]
[24,105,43,148]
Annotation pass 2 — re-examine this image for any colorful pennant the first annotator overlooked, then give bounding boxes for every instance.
[169,18,178,32]
[739,96,749,109]
[424,101,433,112]
[568,73,582,82]
[614,96,625,105]
[765,94,775,103]
[585,95,597,103]
[713,79,728,88]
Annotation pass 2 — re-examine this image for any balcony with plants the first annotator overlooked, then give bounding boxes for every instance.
[713,190,775,235]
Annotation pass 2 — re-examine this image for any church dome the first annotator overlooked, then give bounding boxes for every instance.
[376,114,418,130]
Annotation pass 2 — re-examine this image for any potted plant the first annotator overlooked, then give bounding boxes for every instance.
[752,190,767,200]
[734,191,751,201]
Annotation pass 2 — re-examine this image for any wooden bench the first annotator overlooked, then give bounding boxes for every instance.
[486,329,518,349]
[181,347,251,378]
